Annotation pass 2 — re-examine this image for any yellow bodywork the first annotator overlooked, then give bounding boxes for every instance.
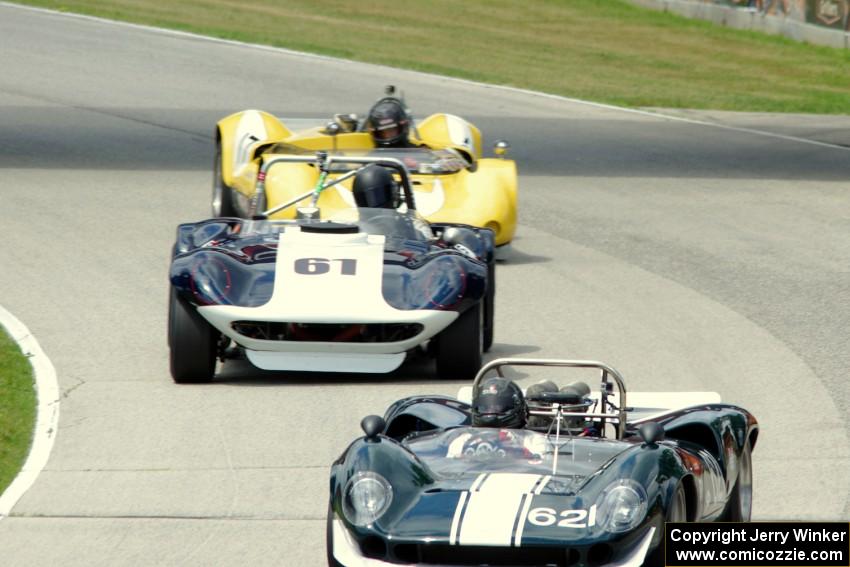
[217,110,517,245]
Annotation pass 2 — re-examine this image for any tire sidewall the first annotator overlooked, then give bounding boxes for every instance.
[168,287,218,383]
[213,143,238,218]
[435,303,482,379]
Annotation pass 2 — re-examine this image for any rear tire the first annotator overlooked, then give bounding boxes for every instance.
[212,143,238,217]
[483,262,495,352]
[725,438,753,521]
[435,303,482,380]
[168,287,218,383]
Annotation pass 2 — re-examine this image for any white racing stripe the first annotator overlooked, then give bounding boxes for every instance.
[534,475,552,495]
[234,111,267,172]
[449,491,469,545]
[413,178,446,217]
[513,492,535,547]
[445,114,477,156]
[469,472,488,492]
[273,229,385,310]
[452,473,542,546]
[479,473,542,494]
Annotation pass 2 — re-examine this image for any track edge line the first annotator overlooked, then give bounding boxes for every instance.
[2,1,848,152]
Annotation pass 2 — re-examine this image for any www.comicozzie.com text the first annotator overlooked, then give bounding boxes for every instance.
[669,526,847,546]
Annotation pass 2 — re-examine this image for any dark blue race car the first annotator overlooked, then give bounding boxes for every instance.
[168,155,495,383]
[328,358,758,567]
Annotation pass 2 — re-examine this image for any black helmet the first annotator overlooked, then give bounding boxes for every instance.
[366,98,410,147]
[352,165,399,209]
[472,377,527,428]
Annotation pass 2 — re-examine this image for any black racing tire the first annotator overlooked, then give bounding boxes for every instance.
[212,142,238,217]
[483,262,495,352]
[168,287,218,383]
[724,438,753,521]
[668,482,688,522]
[326,502,344,567]
[435,303,483,380]
[645,483,687,567]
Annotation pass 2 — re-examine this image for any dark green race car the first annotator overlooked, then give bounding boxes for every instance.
[328,358,758,567]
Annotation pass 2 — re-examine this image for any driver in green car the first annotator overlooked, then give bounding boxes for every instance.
[445,378,546,461]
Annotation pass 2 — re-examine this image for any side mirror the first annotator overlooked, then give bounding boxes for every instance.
[334,113,358,132]
[325,121,341,136]
[493,139,510,159]
[440,227,481,259]
[361,415,386,441]
[639,422,665,446]
[441,226,464,246]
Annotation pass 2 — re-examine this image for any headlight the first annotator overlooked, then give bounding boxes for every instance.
[342,472,393,527]
[190,255,233,306]
[392,256,467,310]
[596,480,647,533]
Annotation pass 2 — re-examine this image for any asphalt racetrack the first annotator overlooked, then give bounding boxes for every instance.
[1,4,849,566]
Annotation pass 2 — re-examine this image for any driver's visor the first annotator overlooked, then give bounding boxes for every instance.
[372,124,401,140]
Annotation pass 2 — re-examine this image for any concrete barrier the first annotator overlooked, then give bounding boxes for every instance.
[629,0,849,49]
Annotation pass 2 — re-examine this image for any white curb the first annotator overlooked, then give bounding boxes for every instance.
[0,305,60,520]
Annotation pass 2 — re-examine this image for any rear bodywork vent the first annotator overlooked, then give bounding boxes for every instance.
[231,321,424,343]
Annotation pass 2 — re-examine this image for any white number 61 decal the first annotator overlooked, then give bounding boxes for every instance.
[527,505,597,528]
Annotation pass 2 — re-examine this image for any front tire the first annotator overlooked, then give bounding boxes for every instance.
[168,287,218,383]
[725,438,753,521]
[483,262,495,352]
[645,483,687,567]
[212,143,238,217]
[669,482,687,522]
[327,503,344,567]
[435,303,482,380]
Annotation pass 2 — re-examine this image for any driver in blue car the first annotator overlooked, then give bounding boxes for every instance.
[447,378,544,461]
[352,164,400,209]
[351,165,432,241]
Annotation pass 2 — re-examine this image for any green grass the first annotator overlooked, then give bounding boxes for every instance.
[13,0,850,114]
[0,327,36,497]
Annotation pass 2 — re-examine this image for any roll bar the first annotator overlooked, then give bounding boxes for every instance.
[251,153,417,217]
[472,358,629,440]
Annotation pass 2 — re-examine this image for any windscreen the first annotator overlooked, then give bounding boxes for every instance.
[403,427,629,480]
[328,148,468,174]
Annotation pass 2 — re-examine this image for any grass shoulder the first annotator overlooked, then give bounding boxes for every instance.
[0,0,844,524]
[11,1,850,114]
[0,327,36,497]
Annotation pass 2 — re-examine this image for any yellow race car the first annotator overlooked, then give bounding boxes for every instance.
[213,87,517,246]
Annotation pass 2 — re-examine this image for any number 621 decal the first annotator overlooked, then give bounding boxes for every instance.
[527,505,597,528]
[294,257,357,276]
